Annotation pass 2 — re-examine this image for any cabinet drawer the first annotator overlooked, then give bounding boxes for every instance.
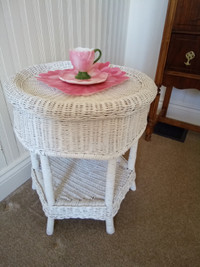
[173,0,200,32]
[165,34,200,75]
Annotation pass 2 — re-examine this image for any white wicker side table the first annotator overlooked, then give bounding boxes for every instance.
[4,61,156,235]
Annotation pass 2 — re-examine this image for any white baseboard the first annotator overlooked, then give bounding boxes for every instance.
[158,101,200,126]
[0,152,31,201]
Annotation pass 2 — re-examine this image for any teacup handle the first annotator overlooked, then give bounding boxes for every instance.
[93,48,102,64]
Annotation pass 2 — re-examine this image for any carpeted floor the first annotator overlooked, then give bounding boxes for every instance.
[0,131,200,267]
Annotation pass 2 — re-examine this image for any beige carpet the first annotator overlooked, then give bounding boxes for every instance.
[1,131,200,267]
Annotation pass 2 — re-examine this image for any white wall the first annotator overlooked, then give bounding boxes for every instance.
[125,0,200,125]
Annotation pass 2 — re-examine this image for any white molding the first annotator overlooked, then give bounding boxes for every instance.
[0,82,21,164]
[0,152,31,201]
[158,101,200,126]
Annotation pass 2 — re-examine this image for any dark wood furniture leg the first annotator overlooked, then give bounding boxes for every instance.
[145,87,161,141]
[158,86,173,118]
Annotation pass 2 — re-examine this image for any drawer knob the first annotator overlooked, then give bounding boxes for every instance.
[184,51,195,66]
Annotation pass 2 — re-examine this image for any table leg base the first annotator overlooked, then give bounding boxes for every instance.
[106,217,115,234]
[130,181,136,191]
[32,179,36,190]
[46,217,55,235]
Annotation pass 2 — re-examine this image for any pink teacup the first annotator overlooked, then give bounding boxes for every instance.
[69,47,102,80]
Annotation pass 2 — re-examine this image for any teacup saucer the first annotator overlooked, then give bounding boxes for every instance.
[59,71,108,85]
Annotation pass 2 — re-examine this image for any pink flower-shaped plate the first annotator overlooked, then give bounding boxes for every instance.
[59,69,108,85]
[37,62,129,96]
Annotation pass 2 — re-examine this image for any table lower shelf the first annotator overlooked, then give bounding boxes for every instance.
[32,156,135,221]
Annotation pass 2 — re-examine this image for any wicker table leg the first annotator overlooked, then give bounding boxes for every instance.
[40,155,55,235]
[46,218,54,236]
[105,158,117,234]
[30,152,40,190]
[128,142,138,191]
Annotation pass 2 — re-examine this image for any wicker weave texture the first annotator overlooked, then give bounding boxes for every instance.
[32,156,134,220]
[4,61,157,159]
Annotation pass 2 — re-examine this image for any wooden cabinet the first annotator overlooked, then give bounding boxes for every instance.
[145,0,200,141]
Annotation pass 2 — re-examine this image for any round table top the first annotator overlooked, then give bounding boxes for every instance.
[5,61,157,121]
